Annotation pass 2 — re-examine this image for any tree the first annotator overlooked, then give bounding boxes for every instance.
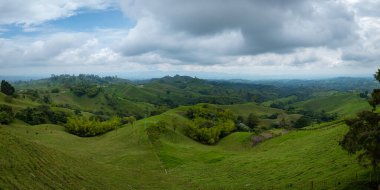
[247,113,260,130]
[340,68,380,174]
[279,117,289,128]
[341,111,380,173]
[293,116,312,128]
[1,80,15,96]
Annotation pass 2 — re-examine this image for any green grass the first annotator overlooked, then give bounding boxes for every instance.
[1,121,186,189]
[156,113,370,189]
[222,102,302,128]
[0,94,373,189]
[0,128,108,190]
[293,92,371,117]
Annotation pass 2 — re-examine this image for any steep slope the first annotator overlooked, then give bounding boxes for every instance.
[1,122,188,189]
[0,129,107,190]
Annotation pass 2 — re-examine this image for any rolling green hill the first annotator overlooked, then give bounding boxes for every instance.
[1,75,377,189]
[0,129,108,190]
[150,110,370,189]
[1,105,372,189]
[293,92,371,117]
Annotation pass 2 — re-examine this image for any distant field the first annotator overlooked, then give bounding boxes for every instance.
[293,92,371,117]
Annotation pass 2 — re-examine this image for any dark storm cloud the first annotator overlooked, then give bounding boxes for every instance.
[120,0,357,55]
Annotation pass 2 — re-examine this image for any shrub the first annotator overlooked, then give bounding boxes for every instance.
[146,121,169,143]
[121,116,136,125]
[0,104,14,124]
[86,86,101,98]
[51,88,60,93]
[293,116,313,128]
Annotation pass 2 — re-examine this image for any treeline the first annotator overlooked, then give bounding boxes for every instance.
[0,104,68,125]
[49,74,123,85]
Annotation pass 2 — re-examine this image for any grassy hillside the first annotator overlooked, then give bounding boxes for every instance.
[0,105,373,189]
[293,92,371,117]
[0,129,108,190]
[152,110,370,189]
[1,75,377,189]
[1,121,187,189]
[221,102,301,128]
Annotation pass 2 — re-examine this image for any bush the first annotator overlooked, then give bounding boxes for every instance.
[86,86,101,98]
[293,116,313,128]
[51,88,60,93]
[65,116,122,137]
[146,121,169,143]
[0,104,14,124]
[121,116,136,125]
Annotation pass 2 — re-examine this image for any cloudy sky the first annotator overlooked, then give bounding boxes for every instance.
[0,0,379,79]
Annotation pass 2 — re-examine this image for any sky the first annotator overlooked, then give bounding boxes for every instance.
[0,0,379,79]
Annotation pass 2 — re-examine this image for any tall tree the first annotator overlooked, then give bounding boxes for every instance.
[1,80,15,96]
[247,113,260,130]
[340,68,380,174]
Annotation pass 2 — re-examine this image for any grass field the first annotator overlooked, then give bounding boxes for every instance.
[0,88,375,189]
[154,111,370,189]
[1,105,372,189]
[293,92,371,117]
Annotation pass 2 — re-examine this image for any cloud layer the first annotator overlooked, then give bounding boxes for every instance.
[0,0,379,78]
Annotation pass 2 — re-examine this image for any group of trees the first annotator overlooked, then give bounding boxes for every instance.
[184,105,236,144]
[65,116,122,137]
[50,74,121,85]
[292,110,338,128]
[70,84,101,98]
[16,105,68,125]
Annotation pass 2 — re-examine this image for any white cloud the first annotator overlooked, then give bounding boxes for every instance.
[0,0,115,27]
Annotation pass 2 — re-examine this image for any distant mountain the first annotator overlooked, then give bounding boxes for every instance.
[227,77,379,92]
